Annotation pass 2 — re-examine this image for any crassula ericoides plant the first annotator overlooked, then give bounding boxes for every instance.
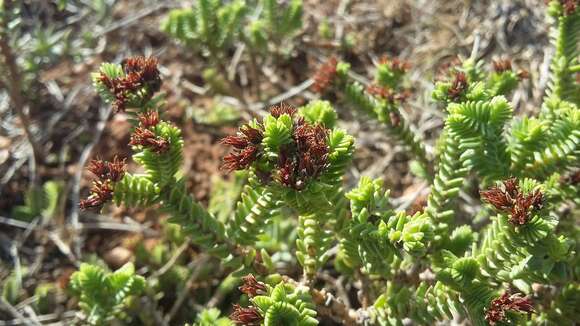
[71,2,579,325]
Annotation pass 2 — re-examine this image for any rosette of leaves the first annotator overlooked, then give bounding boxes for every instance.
[161,0,247,59]
[69,263,145,325]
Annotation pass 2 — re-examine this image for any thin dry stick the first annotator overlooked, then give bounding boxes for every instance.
[0,4,42,173]
[310,289,358,326]
[217,58,249,105]
[93,2,172,37]
[69,106,112,257]
[318,272,352,309]
[284,276,358,325]
[0,297,42,326]
[151,239,191,278]
[165,255,211,324]
[0,310,77,326]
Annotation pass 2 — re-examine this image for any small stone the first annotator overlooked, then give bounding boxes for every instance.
[104,246,132,268]
[0,136,10,149]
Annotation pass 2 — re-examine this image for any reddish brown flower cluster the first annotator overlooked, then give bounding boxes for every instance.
[448,71,468,101]
[99,56,161,112]
[87,156,127,182]
[230,304,262,325]
[221,105,330,190]
[492,59,529,80]
[138,110,160,128]
[544,0,578,15]
[366,84,411,104]
[121,57,162,90]
[485,292,534,325]
[221,124,264,172]
[312,56,338,94]
[379,55,411,73]
[129,111,169,154]
[563,170,580,185]
[80,156,127,211]
[561,0,578,15]
[239,274,268,298]
[480,178,544,225]
[277,116,329,190]
[389,112,402,127]
[435,56,462,81]
[492,59,513,73]
[270,102,297,118]
[517,69,530,80]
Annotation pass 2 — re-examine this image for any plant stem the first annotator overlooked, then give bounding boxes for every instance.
[208,43,248,105]
[216,58,248,105]
[0,6,43,169]
[284,276,359,325]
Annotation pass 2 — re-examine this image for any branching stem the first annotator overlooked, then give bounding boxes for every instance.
[0,4,43,169]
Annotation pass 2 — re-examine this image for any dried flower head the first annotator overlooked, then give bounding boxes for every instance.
[492,59,513,73]
[239,274,268,297]
[81,156,126,211]
[503,178,519,198]
[230,304,262,325]
[107,156,127,182]
[312,56,338,94]
[435,56,462,81]
[493,59,529,80]
[98,74,129,112]
[121,56,162,93]
[561,0,578,15]
[79,180,114,211]
[389,112,401,127]
[563,170,580,185]
[379,56,411,72]
[87,158,109,180]
[220,124,264,171]
[485,292,534,325]
[367,84,395,101]
[99,56,161,112]
[394,89,412,103]
[275,121,329,190]
[480,181,514,212]
[480,178,544,225]
[270,103,297,118]
[511,190,543,225]
[129,127,170,154]
[222,146,259,172]
[138,111,160,129]
[366,84,411,104]
[221,125,263,148]
[517,69,530,80]
[448,71,468,101]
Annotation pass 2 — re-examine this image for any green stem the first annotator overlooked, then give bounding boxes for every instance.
[424,129,471,236]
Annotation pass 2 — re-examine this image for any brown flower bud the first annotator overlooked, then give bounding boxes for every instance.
[485,292,534,325]
[448,71,468,101]
[129,127,170,153]
[230,304,262,325]
[270,103,297,118]
[480,178,544,225]
[312,57,338,94]
[239,274,268,297]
